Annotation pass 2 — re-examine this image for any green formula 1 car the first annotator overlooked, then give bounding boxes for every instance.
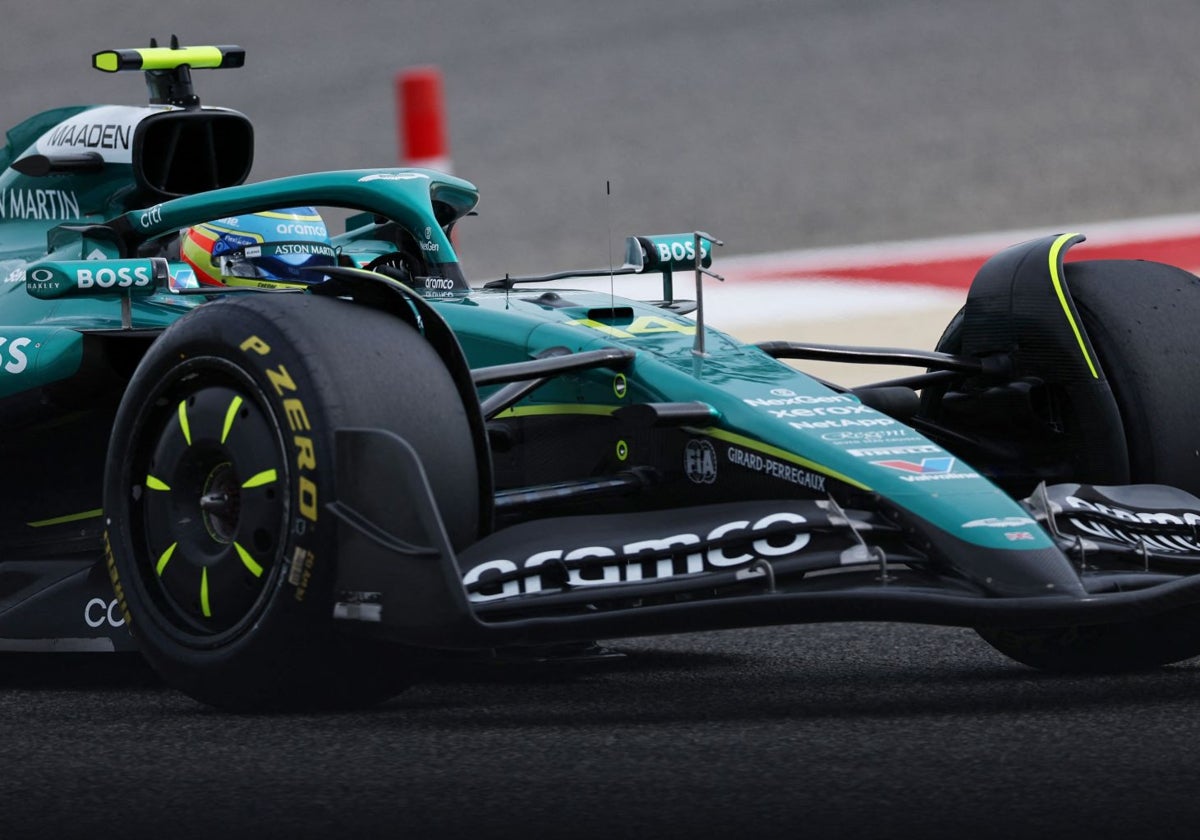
[5,42,1200,710]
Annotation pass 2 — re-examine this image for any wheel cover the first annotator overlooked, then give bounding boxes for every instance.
[130,362,290,643]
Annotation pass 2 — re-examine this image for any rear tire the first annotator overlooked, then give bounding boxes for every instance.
[944,261,1200,671]
[104,293,482,710]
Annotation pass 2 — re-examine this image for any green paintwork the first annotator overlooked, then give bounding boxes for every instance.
[437,289,1049,553]
[0,94,1046,558]
[0,326,83,399]
[25,258,162,299]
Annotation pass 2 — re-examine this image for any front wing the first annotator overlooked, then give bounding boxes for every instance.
[327,428,1200,650]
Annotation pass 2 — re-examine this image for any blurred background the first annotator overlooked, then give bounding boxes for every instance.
[8,8,1200,836]
[5,0,1200,280]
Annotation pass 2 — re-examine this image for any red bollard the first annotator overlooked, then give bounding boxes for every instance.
[396,66,452,173]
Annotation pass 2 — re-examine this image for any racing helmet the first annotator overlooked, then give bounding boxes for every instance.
[179,207,337,288]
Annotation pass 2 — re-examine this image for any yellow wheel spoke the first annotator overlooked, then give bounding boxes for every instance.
[146,475,170,491]
[221,395,244,444]
[177,400,192,446]
[156,542,178,576]
[233,542,265,578]
[200,567,212,618]
[241,469,277,489]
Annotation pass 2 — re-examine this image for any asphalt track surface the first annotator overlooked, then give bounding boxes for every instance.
[7,2,1200,838]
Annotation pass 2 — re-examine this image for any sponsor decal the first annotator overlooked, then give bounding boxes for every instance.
[874,457,955,474]
[139,204,163,228]
[743,394,855,408]
[685,439,718,484]
[655,238,709,264]
[770,388,796,397]
[769,405,876,420]
[462,511,810,602]
[4,267,23,284]
[0,188,81,220]
[726,445,826,493]
[23,269,56,295]
[1066,495,1200,527]
[75,265,153,289]
[821,429,918,444]
[0,336,32,374]
[422,276,455,291]
[274,221,327,237]
[1064,495,1200,553]
[846,444,942,457]
[419,240,440,253]
[84,597,126,628]
[872,456,980,483]
[1004,531,1036,541]
[790,418,895,430]
[45,121,130,152]
[212,233,259,255]
[274,243,335,257]
[33,106,146,163]
[238,334,320,592]
[962,516,1036,529]
[358,172,429,182]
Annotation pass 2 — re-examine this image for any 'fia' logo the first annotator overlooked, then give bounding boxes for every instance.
[685,439,717,484]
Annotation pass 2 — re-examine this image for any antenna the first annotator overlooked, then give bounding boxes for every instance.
[606,180,615,309]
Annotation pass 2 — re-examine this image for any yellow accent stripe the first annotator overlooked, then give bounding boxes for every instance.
[146,475,170,491]
[1048,233,1099,379]
[697,427,872,491]
[197,222,263,240]
[177,401,192,446]
[26,508,104,528]
[221,395,244,444]
[241,469,278,489]
[156,542,178,576]
[219,276,309,291]
[200,568,211,618]
[493,404,619,419]
[234,542,265,578]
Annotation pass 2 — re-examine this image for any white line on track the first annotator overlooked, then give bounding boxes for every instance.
[548,212,1200,331]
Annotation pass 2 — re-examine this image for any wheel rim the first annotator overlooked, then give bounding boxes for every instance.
[130,361,289,643]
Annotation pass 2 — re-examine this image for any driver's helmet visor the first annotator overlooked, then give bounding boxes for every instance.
[218,241,338,281]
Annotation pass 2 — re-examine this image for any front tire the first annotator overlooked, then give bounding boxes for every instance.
[104,292,482,710]
[942,260,1200,671]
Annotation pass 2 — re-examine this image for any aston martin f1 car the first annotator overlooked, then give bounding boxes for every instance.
[5,43,1200,710]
